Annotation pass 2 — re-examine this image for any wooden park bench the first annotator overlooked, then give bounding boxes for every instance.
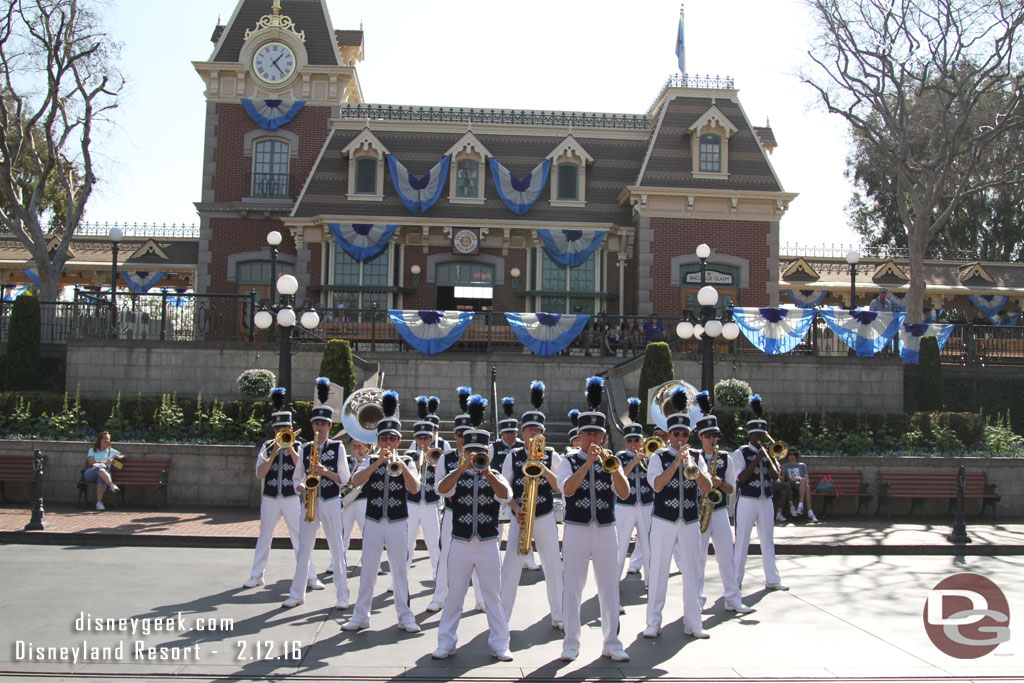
[876,470,1000,521]
[77,457,170,508]
[808,470,873,519]
[0,455,38,502]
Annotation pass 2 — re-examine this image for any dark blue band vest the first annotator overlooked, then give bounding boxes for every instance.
[508,446,555,518]
[448,470,502,541]
[562,453,616,526]
[737,444,773,499]
[261,440,297,498]
[615,449,653,506]
[299,439,343,501]
[364,455,414,522]
[651,448,700,524]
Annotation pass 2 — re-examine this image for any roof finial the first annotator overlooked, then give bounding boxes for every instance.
[272,0,281,15]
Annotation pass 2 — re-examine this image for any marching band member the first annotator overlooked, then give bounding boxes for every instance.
[557,377,630,663]
[243,387,318,590]
[491,397,539,570]
[432,395,514,661]
[343,391,421,633]
[499,381,563,628]
[615,397,653,583]
[425,396,451,452]
[282,378,350,609]
[341,439,372,565]
[731,394,788,594]
[693,391,751,614]
[644,386,713,639]
[404,396,442,578]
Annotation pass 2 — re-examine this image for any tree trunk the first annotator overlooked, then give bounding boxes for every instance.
[906,226,927,325]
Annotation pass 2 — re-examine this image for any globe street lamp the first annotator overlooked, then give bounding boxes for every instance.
[253,272,320,401]
[266,230,282,342]
[845,249,860,310]
[108,226,123,338]
[675,244,740,391]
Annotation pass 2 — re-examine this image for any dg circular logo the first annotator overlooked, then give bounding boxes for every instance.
[924,573,1010,658]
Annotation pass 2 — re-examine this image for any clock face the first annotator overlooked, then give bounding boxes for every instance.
[252,42,296,85]
[453,229,479,255]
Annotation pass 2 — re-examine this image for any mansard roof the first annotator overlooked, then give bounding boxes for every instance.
[212,0,341,66]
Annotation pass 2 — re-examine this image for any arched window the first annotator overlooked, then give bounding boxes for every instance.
[455,159,479,198]
[699,134,721,173]
[355,157,377,194]
[252,139,290,198]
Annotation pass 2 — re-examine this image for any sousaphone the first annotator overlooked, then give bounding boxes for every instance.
[647,379,699,432]
[340,387,385,444]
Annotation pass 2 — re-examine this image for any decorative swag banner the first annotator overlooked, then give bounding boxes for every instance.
[3,285,28,301]
[784,289,828,309]
[489,158,550,214]
[388,310,475,355]
[240,99,306,130]
[386,155,451,213]
[328,223,397,261]
[504,312,590,356]
[729,307,816,355]
[22,267,65,288]
[899,323,954,365]
[121,271,167,293]
[968,294,1019,325]
[818,308,906,357]
[536,230,605,267]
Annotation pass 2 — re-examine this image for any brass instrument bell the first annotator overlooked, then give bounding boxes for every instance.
[275,426,299,450]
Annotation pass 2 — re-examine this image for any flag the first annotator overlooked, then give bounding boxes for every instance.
[675,6,685,74]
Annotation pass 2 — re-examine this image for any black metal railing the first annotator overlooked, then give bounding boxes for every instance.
[245,172,294,200]
[73,221,200,239]
[338,103,652,130]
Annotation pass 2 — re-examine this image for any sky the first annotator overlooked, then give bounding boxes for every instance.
[85,0,861,251]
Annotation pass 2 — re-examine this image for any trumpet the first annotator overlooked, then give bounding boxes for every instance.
[387,452,405,478]
[275,426,300,450]
[471,451,490,472]
[424,445,443,466]
[682,452,700,481]
[589,445,620,473]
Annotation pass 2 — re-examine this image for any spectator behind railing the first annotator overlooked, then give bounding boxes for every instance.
[84,431,123,511]
[643,317,665,345]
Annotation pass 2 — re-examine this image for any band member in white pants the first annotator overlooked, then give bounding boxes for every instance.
[404,397,442,578]
[432,394,513,661]
[243,388,318,590]
[615,397,653,584]
[282,379,350,609]
[341,440,371,562]
[343,391,422,633]
[491,397,540,571]
[557,377,631,663]
[499,380,563,628]
[644,386,713,639]
[731,394,788,595]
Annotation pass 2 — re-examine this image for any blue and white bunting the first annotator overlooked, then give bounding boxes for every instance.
[989,310,1020,326]
[386,155,450,213]
[968,294,1019,325]
[489,158,551,215]
[899,323,955,365]
[22,267,65,288]
[388,310,475,355]
[923,308,945,323]
[172,289,189,307]
[818,308,906,357]
[888,292,907,311]
[121,271,167,294]
[328,223,397,262]
[3,285,28,301]
[240,99,305,130]
[504,312,591,356]
[729,307,816,355]
[537,230,605,267]
[784,289,828,309]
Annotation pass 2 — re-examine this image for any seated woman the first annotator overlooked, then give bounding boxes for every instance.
[782,449,817,522]
[85,431,123,511]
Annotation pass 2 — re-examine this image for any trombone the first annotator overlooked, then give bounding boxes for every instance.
[758,432,787,478]
[275,426,300,450]
[637,435,664,470]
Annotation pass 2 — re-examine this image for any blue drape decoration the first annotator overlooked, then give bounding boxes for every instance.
[888,292,907,311]
[818,308,906,357]
[504,312,590,356]
[388,310,475,355]
[489,158,550,214]
[386,154,450,213]
[784,289,828,309]
[536,230,605,267]
[172,288,189,307]
[923,308,945,323]
[328,223,397,261]
[121,271,167,294]
[3,285,28,301]
[729,307,816,355]
[899,323,955,365]
[22,267,65,288]
[968,294,1018,325]
[989,310,1020,326]
[240,99,305,130]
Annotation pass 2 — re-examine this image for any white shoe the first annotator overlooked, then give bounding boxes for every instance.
[789,504,798,517]
[307,578,326,591]
[397,622,421,633]
[808,511,818,522]
[775,512,786,523]
[426,601,444,612]
[642,626,660,638]
[560,648,578,661]
[342,620,369,631]
[626,567,641,575]
[387,584,394,593]
[474,603,486,612]
[725,602,753,614]
[95,502,105,511]
[796,502,805,515]
[766,582,790,591]
[325,566,334,575]
[431,648,451,659]
[281,597,304,609]
[491,649,514,661]
[334,601,350,610]
[619,605,626,615]
[242,576,264,589]
[108,484,120,494]
[683,625,710,639]
[525,564,541,571]
[602,648,630,662]
[551,620,564,629]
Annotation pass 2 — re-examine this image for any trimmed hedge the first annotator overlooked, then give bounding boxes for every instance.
[6,289,41,391]
[637,342,673,427]
[319,339,357,403]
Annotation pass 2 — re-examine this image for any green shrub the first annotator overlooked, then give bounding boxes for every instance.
[243,408,266,442]
[319,339,357,403]
[918,337,943,411]
[982,414,1024,454]
[5,289,40,391]
[637,342,674,427]
[236,369,276,398]
[153,393,185,441]
[104,393,132,440]
[714,378,751,407]
[39,389,87,440]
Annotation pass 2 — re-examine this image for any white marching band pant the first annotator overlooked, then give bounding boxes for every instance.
[647,517,703,631]
[288,496,347,603]
[342,498,367,556]
[437,537,510,654]
[697,505,742,606]
[250,495,316,582]
[499,512,563,623]
[615,502,651,579]
[561,523,624,653]
[432,509,483,607]
[406,499,441,575]
[351,518,416,627]
[733,496,782,590]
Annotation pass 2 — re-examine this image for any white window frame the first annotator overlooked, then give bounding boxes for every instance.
[534,245,601,313]
[688,105,738,180]
[329,241,394,309]
[445,132,491,204]
[250,138,291,199]
[547,135,592,208]
[341,129,389,201]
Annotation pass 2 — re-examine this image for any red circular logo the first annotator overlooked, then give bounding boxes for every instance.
[924,573,1010,659]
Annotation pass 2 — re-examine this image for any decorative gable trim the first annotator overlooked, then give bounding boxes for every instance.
[871,259,909,285]
[547,134,592,207]
[687,105,739,137]
[341,128,389,158]
[546,135,594,164]
[959,262,995,285]
[446,131,491,204]
[128,240,171,262]
[688,105,738,180]
[341,128,388,200]
[782,257,820,283]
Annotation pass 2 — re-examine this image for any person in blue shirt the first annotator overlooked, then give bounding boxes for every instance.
[85,431,122,510]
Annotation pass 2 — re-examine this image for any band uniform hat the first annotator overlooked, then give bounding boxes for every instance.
[622,396,644,439]
[520,381,547,431]
[665,384,691,432]
[462,394,490,451]
[747,393,768,435]
[498,396,518,434]
[413,395,435,438]
[310,378,334,423]
[453,386,473,434]
[577,376,608,433]
[694,390,719,436]
[567,409,580,442]
[376,390,401,437]
[269,387,293,428]
[426,396,440,427]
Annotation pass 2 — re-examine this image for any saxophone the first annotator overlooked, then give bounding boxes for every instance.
[517,434,546,556]
[303,437,321,523]
[698,450,724,533]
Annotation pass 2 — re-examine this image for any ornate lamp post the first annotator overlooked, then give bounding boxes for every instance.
[108,226,123,338]
[266,230,282,342]
[845,249,861,310]
[676,244,740,391]
[253,273,320,401]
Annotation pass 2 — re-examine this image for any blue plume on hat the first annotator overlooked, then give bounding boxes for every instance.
[502,396,515,417]
[568,409,580,427]
[671,385,688,413]
[270,387,286,410]
[382,390,399,418]
[696,390,713,416]
[627,396,640,422]
[316,377,330,404]
[468,394,487,428]
[416,395,428,420]
[428,396,440,415]
[749,393,764,418]
[457,386,472,413]
[530,380,545,409]
[585,376,605,410]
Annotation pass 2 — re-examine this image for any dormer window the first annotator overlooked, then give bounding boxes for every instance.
[699,134,721,173]
[557,163,579,200]
[547,135,593,207]
[341,129,389,201]
[446,132,491,204]
[355,157,377,194]
[688,105,738,180]
[455,159,479,197]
